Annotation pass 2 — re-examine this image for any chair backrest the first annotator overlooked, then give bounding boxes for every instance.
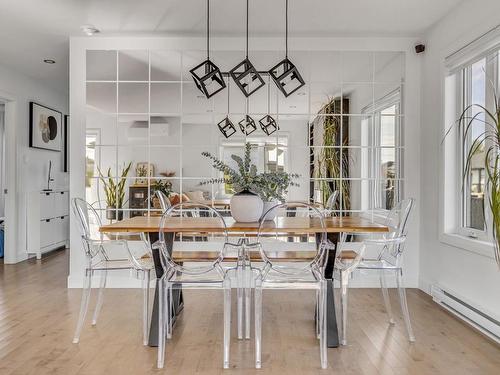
[382,198,414,260]
[158,202,228,276]
[72,198,103,257]
[257,202,329,276]
[384,198,414,237]
[156,190,171,211]
[324,190,339,216]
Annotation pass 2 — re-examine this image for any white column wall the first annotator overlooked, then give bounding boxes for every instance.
[419,0,500,315]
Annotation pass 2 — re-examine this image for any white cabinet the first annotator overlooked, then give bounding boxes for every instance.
[27,190,69,259]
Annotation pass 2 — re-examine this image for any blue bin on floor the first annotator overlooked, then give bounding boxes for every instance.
[0,229,4,258]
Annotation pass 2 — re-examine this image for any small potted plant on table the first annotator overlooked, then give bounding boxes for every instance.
[258,171,300,220]
[200,143,263,222]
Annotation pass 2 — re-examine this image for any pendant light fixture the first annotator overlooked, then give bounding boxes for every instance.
[238,99,257,135]
[190,0,226,99]
[259,76,279,135]
[217,78,237,138]
[230,0,265,97]
[269,0,305,97]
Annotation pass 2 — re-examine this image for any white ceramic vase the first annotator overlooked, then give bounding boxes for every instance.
[230,191,263,223]
[261,200,279,221]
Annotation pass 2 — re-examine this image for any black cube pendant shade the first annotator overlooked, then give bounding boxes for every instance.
[269,57,305,97]
[238,115,257,135]
[218,117,237,138]
[259,115,279,136]
[230,58,265,97]
[190,59,226,99]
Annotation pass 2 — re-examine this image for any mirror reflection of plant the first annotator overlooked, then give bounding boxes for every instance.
[314,97,351,210]
[200,142,260,193]
[152,179,173,197]
[446,79,500,266]
[97,162,132,209]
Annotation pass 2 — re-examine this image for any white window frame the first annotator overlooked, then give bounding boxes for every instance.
[441,28,500,255]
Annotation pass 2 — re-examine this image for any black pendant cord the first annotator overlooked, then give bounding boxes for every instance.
[267,75,271,113]
[227,78,230,114]
[207,0,210,59]
[285,0,288,59]
[246,0,249,59]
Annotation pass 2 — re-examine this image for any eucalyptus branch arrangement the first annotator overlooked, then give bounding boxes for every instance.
[448,80,500,266]
[200,142,300,199]
[258,171,300,202]
[97,162,132,209]
[200,142,260,193]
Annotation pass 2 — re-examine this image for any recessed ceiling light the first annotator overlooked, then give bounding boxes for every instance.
[289,105,297,109]
[81,24,100,36]
[297,92,306,96]
[43,59,56,64]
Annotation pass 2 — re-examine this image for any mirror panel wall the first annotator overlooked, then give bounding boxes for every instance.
[85,49,405,219]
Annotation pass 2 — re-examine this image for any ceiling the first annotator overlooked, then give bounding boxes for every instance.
[0,0,463,94]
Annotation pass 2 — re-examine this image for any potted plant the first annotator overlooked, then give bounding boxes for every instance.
[449,82,500,266]
[151,179,173,209]
[200,143,263,222]
[257,171,300,220]
[97,162,132,221]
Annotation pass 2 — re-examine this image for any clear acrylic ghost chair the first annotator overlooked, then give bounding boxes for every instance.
[156,202,234,369]
[155,190,171,211]
[323,190,339,217]
[71,198,154,345]
[251,202,329,369]
[335,198,415,345]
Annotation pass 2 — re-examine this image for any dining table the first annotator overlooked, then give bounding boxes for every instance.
[99,215,389,348]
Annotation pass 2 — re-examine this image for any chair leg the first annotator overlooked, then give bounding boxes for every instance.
[157,277,166,369]
[237,264,243,340]
[340,270,349,346]
[254,280,262,369]
[223,279,232,369]
[167,283,173,339]
[396,271,415,342]
[73,268,92,344]
[142,270,150,345]
[315,289,320,339]
[319,280,328,369]
[92,269,107,326]
[245,266,251,340]
[379,270,395,325]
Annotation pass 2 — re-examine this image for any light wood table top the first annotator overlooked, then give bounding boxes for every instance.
[100,216,389,234]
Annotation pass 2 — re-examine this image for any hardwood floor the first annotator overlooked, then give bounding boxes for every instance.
[1,250,500,374]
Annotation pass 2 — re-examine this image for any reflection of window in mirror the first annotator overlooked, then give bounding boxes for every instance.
[362,88,402,210]
[85,129,101,206]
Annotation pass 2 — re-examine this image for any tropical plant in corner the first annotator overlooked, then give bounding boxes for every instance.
[97,162,132,219]
[450,82,500,266]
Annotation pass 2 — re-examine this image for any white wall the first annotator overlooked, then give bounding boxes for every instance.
[419,0,500,316]
[0,63,68,263]
[69,36,421,288]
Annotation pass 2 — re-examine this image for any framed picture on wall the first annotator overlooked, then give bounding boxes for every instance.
[29,102,62,152]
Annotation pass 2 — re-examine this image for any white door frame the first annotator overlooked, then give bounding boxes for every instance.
[0,90,18,264]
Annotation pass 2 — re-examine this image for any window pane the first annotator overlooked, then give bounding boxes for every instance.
[464,59,486,230]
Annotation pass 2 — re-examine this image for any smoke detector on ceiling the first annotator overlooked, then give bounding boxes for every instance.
[81,25,100,36]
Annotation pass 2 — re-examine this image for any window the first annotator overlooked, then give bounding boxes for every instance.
[448,49,500,240]
[85,130,101,206]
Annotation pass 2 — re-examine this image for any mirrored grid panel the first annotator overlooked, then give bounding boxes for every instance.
[85,49,405,219]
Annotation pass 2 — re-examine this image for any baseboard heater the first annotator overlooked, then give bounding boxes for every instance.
[431,285,500,344]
